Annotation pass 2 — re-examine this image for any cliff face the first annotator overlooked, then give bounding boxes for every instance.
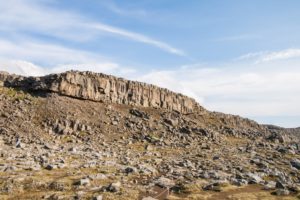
[0,71,202,114]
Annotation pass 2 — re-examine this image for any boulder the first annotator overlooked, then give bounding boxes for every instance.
[155,177,175,188]
[246,172,263,184]
[74,178,90,186]
[291,159,300,170]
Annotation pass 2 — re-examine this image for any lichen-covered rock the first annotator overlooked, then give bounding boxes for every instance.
[0,71,203,114]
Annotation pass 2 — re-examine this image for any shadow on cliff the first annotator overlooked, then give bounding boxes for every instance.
[3,81,50,98]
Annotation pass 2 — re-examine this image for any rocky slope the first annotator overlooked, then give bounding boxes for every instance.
[0,71,300,200]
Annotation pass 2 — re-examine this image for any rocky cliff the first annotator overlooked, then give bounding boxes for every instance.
[0,71,203,114]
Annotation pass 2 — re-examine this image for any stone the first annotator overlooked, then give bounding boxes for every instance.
[74,178,90,186]
[130,109,149,119]
[275,181,285,189]
[69,147,77,153]
[88,174,107,180]
[246,172,263,184]
[4,166,17,172]
[231,178,248,186]
[48,181,67,191]
[47,194,64,200]
[179,127,191,134]
[164,118,178,127]
[145,144,154,151]
[124,166,137,174]
[92,195,103,200]
[202,182,222,192]
[16,138,22,148]
[155,177,175,188]
[43,144,53,150]
[274,189,290,196]
[139,164,158,175]
[142,197,158,200]
[290,159,300,170]
[267,132,287,143]
[111,120,118,125]
[288,184,300,193]
[45,164,56,170]
[106,181,121,192]
[74,191,85,199]
[263,181,276,190]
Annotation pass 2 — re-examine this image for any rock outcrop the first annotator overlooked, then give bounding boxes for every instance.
[0,71,203,114]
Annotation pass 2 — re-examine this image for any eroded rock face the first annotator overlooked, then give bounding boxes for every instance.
[0,71,203,114]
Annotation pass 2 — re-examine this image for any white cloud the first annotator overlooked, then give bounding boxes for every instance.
[0,39,136,77]
[0,39,104,66]
[237,48,300,63]
[89,23,185,56]
[259,49,300,62]
[136,70,204,103]
[0,59,46,76]
[236,51,267,61]
[0,0,184,56]
[0,59,135,78]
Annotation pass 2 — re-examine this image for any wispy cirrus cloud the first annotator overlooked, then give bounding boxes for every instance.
[99,1,147,17]
[0,0,184,56]
[258,49,300,62]
[0,0,183,78]
[237,48,300,63]
[89,23,185,56]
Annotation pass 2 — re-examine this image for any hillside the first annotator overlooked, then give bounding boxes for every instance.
[0,71,299,200]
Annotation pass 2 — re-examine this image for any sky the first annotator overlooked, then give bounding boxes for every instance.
[0,0,300,128]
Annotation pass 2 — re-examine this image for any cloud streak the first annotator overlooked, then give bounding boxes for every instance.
[237,48,300,63]
[259,49,300,62]
[100,1,147,17]
[90,23,185,56]
[0,0,184,56]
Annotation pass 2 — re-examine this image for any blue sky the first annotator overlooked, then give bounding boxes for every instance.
[0,0,300,127]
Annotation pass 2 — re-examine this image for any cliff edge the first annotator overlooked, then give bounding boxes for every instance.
[0,71,203,114]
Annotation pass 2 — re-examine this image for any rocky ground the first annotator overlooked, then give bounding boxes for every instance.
[0,78,300,199]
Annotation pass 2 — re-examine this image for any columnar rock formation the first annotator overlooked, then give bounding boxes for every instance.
[0,71,203,114]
